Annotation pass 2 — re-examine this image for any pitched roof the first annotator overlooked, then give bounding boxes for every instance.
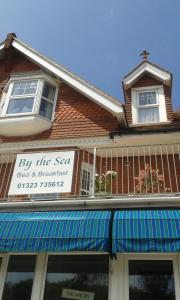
[122,60,172,87]
[123,60,172,79]
[0,33,124,121]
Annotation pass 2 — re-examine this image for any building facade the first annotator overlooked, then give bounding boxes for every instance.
[0,33,179,300]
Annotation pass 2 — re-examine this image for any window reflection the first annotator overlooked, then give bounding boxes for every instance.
[2,255,36,300]
[129,260,175,300]
[43,255,109,300]
[7,98,34,114]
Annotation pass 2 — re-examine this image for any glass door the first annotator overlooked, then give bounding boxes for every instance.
[1,255,36,300]
[43,255,109,300]
[128,259,176,300]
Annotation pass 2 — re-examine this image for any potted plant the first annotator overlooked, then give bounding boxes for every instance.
[95,170,117,194]
[134,163,170,193]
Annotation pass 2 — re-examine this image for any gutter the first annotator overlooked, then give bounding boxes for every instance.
[109,127,180,139]
[0,195,180,212]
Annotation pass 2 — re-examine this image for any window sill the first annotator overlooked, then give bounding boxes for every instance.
[129,121,171,127]
[0,114,52,136]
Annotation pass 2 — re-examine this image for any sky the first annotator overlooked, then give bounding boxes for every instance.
[0,0,179,109]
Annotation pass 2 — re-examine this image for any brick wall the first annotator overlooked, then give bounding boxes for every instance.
[0,50,40,101]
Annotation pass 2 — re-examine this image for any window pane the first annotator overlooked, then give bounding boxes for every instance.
[42,82,55,101]
[129,260,175,300]
[81,170,91,190]
[43,255,109,300]
[2,255,36,300]
[12,80,38,96]
[6,98,34,114]
[39,98,53,120]
[80,167,93,196]
[139,92,157,105]
[138,107,159,123]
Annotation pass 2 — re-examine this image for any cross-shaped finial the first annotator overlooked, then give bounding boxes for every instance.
[140,50,150,61]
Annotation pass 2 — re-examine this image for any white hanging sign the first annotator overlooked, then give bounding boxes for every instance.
[62,289,95,300]
[8,151,75,195]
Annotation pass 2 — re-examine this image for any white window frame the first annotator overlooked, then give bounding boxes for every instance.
[0,253,179,300]
[123,254,180,300]
[0,74,59,121]
[131,85,168,125]
[0,254,9,300]
[138,90,158,108]
[80,162,94,196]
[2,79,41,116]
[0,253,111,300]
[0,253,38,300]
[40,252,110,300]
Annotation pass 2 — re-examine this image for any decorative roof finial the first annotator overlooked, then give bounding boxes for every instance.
[140,50,150,61]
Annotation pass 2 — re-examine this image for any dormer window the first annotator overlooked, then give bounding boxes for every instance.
[0,74,58,136]
[131,86,167,125]
[137,90,159,123]
[123,57,172,127]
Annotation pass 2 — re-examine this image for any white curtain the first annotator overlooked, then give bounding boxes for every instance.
[138,107,159,123]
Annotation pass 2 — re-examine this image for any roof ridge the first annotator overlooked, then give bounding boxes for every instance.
[12,36,123,107]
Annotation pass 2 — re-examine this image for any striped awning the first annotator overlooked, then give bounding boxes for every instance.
[0,210,111,252]
[112,209,180,253]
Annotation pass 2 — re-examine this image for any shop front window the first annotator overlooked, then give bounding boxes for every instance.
[128,260,176,300]
[43,255,109,300]
[2,255,36,300]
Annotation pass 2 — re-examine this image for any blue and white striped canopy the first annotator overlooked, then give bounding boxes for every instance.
[0,210,111,252]
[112,209,180,253]
[0,209,179,254]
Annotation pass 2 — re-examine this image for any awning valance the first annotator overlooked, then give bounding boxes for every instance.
[0,210,111,252]
[112,209,180,253]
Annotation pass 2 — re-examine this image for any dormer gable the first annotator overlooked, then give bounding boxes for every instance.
[122,54,172,127]
[123,60,171,88]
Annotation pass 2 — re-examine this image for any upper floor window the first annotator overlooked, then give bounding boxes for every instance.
[137,91,159,123]
[131,86,167,125]
[6,80,38,115]
[80,162,93,196]
[39,82,56,120]
[1,75,57,121]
